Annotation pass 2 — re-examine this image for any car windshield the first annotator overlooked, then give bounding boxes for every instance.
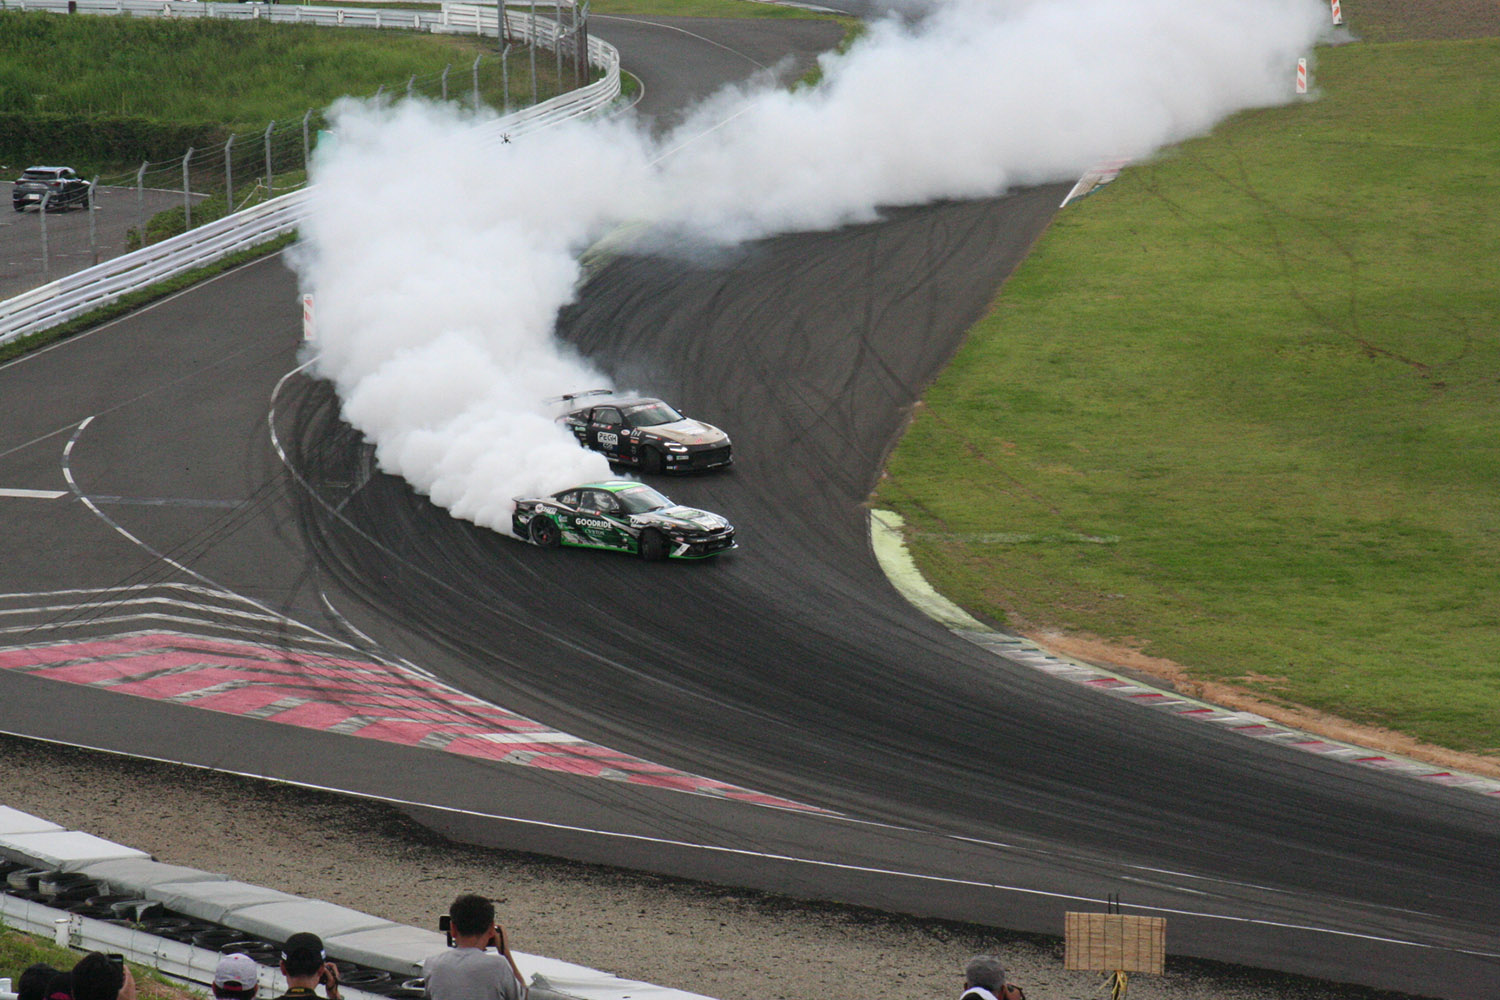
[20,170,58,181]
[612,485,672,514]
[624,402,684,428]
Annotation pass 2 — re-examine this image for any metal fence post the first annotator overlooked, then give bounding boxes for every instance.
[501,45,510,111]
[136,160,147,238]
[554,0,562,91]
[375,83,385,102]
[264,121,274,194]
[182,146,193,229]
[441,64,449,102]
[225,134,235,210]
[406,74,415,99]
[88,177,99,265]
[472,54,481,109]
[530,0,538,105]
[302,109,312,170]
[39,192,49,275]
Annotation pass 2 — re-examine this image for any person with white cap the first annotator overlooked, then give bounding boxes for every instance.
[961,955,1024,1000]
[212,953,261,1000]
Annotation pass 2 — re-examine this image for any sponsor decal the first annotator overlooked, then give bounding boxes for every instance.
[598,432,619,447]
[575,517,612,530]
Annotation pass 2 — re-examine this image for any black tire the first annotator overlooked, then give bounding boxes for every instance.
[529,516,561,549]
[639,529,668,562]
[640,446,664,475]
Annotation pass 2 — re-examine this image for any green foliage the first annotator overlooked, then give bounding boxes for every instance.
[0,11,567,171]
[0,927,197,1000]
[0,112,225,173]
[874,39,1500,756]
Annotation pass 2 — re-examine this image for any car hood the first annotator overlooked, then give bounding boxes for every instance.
[642,419,724,446]
[637,505,731,532]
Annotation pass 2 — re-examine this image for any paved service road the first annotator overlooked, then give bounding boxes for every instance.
[0,183,204,300]
[0,15,1495,1000]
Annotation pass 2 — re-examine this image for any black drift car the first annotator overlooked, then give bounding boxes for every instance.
[512,481,736,561]
[12,166,89,212]
[560,394,731,474]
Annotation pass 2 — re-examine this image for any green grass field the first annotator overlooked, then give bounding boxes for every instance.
[0,929,193,1000]
[873,37,1500,758]
[0,12,567,129]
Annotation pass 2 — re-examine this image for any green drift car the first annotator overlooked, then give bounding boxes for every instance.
[511,481,737,561]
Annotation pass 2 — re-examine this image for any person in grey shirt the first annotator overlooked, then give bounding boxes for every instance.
[422,894,525,1000]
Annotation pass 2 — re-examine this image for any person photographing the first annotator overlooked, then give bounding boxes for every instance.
[422,894,526,1000]
[961,955,1024,1000]
[272,933,340,1000]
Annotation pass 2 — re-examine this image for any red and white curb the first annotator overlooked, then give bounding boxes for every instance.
[0,586,826,814]
[870,510,1500,799]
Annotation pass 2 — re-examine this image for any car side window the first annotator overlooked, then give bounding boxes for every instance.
[556,491,579,507]
[594,492,619,513]
[594,407,622,426]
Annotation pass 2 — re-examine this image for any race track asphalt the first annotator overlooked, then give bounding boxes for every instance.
[0,13,1496,999]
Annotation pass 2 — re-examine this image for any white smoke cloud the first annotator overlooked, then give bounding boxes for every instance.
[294,0,1328,535]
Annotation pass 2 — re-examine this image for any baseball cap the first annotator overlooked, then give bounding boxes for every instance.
[213,954,260,992]
[280,933,327,976]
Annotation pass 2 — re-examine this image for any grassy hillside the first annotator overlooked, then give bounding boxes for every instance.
[873,35,1500,758]
[0,12,561,128]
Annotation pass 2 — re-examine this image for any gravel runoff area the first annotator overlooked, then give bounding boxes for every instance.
[0,737,1418,1000]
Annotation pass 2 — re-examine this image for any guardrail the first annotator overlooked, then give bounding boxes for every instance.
[0,1,620,347]
[0,0,555,36]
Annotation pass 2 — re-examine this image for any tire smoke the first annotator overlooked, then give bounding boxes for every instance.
[292,0,1328,536]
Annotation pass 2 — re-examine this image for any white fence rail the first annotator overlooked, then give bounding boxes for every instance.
[0,1,620,346]
[0,0,565,37]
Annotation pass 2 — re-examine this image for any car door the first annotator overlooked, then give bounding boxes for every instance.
[574,489,630,549]
[589,407,625,460]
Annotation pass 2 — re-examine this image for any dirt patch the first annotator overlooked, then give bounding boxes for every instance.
[1030,630,1500,781]
[1345,0,1500,42]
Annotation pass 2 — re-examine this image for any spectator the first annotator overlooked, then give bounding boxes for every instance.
[422,894,525,1000]
[70,954,133,1000]
[16,964,62,1000]
[213,953,261,1000]
[271,933,340,1000]
[961,955,1024,1000]
[41,971,72,1000]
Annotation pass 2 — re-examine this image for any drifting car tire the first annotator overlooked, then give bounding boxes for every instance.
[640,447,665,475]
[529,516,561,549]
[639,529,668,562]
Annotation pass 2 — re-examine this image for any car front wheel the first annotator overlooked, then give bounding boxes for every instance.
[530,516,561,548]
[640,447,664,475]
[639,529,668,562]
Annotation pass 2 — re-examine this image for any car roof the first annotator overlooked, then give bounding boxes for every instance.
[573,481,655,494]
[21,166,71,173]
[577,396,661,410]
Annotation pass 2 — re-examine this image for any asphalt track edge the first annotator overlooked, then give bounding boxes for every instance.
[866,509,1500,801]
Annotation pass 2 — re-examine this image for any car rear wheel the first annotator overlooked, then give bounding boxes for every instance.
[639,529,668,562]
[530,516,561,549]
[640,447,664,475]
